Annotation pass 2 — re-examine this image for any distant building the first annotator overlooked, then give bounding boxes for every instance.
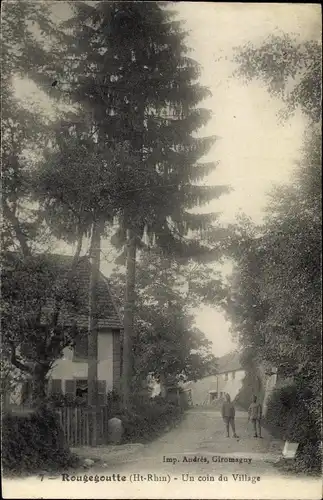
[182,351,245,406]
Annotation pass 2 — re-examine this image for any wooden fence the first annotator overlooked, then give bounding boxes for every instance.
[56,407,111,447]
[4,404,112,447]
[5,393,187,447]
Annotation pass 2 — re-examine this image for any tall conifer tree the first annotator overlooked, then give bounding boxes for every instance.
[41,2,228,407]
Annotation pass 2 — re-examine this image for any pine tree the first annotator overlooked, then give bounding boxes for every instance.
[40,1,229,408]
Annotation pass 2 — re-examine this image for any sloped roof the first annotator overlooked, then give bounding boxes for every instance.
[217,351,242,373]
[3,252,122,331]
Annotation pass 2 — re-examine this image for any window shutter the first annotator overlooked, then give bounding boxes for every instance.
[97,380,106,406]
[51,379,62,394]
[65,379,76,397]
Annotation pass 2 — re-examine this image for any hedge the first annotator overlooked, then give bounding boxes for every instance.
[2,404,79,474]
[41,390,187,446]
[265,384,321,473]
[117,395,186,443]
[46,389,121,410]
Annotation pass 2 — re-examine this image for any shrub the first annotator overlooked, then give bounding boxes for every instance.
[45,393,90,408]
[106,389,120,404]
[2,404,78,474]
[265,384,321,473]
[118,398,184,443]
[46,389,121,411]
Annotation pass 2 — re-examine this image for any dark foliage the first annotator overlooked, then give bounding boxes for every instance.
[234,371,264,411]
[43,390,185,445]
[45,392,91,408]
[265,384,321,473]
[45,390,121,413]
[109,251,217,386]
[1,252,83,403]
[2,405,78,474]
[118,396,185,443]
[230,36,322,463]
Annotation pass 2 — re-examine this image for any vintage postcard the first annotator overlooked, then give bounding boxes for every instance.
[1,1,322,499]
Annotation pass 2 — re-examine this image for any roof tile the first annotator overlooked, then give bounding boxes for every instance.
[5,253,122,331]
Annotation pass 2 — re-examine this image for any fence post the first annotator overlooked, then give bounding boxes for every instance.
[86,408,90,446]
[53,406,109,447]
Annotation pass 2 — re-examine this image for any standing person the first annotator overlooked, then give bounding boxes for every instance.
[248,395,263,438]
[221,393,238,438]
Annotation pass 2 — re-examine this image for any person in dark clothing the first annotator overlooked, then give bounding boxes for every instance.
[221,393,238,438]
[248,395,263,438]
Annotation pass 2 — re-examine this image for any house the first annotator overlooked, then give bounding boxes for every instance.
[182,351,245,406]
[6,254,122,406]
[213,351,245,402]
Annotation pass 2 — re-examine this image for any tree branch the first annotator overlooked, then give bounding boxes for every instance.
[70,228,83,270]
[9,342,33,375]
[184,263,200,302]
[2,201,31,258]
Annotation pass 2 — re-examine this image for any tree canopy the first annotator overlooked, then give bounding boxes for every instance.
[227,34,321,432]
[2,1,227,406]
[109,249,217,387]
[1,2,92,402]
[32,1,228,407]
[35,1,228,253]
[233,34,321,123]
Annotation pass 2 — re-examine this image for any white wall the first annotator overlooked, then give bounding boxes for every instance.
[217,369,245,401]
[188,375,218,406]
[49,331,114,390]
[9,331,115,405]
[184,369,245,406]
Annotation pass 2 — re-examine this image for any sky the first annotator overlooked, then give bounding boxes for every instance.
[173,2,320,356]
[12,2,321,357]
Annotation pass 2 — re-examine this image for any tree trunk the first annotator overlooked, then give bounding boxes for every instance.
[87,218,103,446]
[31,365,49,406]
[121,228,137,409]
[159,373,167,398]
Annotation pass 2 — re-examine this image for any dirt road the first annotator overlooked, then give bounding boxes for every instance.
[3,409,321,499]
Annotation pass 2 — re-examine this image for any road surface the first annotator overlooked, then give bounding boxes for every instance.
[2,409,321,499]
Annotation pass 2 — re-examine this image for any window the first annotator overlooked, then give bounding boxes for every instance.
[65,379,76,400]
[232,372,236,380]
[76,379,88,402]
[51,379,63,395]
[64,379,107,405]
[224,373,228,381]
[73,331,88,361]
